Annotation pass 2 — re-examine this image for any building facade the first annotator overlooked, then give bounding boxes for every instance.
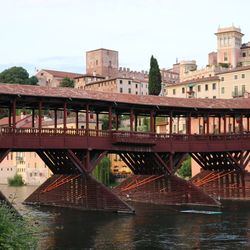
[84,77,149,95]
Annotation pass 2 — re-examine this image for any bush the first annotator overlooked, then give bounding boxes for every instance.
[177,156,192,178]
[0,204,37,249]
[8,174,25,186]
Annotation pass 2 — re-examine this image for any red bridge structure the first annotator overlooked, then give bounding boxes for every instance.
[1,83,250,213]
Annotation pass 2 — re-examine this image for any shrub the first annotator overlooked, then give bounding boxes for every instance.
[8,174,25,186]
[0,204,37,249]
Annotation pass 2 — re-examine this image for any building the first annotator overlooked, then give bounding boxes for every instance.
[215,26,244,68]
[165,66,250,100]
[84,77,148,95]
[0,114,52,185]
[36,69,84,87]
[163,26,250,176]
[86,48,119,78]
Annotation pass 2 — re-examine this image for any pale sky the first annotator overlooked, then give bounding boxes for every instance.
[1,0,250,75]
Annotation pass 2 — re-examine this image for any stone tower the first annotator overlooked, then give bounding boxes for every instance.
[86,48,119,78]
[215,26,244,68]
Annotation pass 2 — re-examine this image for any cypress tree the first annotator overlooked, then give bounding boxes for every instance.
[148,55,162,95]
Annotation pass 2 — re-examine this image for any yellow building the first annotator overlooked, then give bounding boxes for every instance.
[165,66,250,100]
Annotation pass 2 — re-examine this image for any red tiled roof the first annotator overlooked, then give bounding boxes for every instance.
[74,74,105,79]
[40,69,84,79]
[0,83,250,110]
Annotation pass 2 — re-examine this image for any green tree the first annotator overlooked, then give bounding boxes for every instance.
[8,174,25,187]
[59,77,75,88]
[0,67,37,85]
[177,156,191,178]
[28,75,38,85]
[92,157,111,186]
[148,55,162,95]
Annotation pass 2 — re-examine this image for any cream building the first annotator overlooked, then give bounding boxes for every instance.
[84,77,149,95]
[165,66,250,100]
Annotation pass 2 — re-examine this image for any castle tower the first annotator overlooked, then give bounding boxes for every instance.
[86,48,119,78]
[215,26,244,68]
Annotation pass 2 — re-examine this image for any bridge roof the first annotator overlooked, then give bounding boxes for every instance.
[0,83,250,111]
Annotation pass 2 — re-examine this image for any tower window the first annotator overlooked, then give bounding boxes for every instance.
[212,83,216,90]
[96,60,98,65]
[205,84,208,91]
[182,87,185,93]
[234,75,238,80]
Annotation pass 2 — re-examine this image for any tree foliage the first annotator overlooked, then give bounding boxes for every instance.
[59,77,75,88]
[0,67,38,85]
[92,157,112,186]
[177,156,192,178]
[8,174,25,186]
[148,55,162,95]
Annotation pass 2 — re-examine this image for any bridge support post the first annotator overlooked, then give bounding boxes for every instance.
[24,174,134,213]
[24,149,134,213]
[0,149,11,164]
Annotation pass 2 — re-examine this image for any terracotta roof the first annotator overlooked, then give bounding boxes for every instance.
[39,69,84,79]
[86,48,118,53]
[0,83,250,110]
[74,74,105,79]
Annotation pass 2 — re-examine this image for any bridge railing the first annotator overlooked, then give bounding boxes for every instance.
[1,127,250,142]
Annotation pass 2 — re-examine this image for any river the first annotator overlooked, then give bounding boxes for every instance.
[0,184,249,250]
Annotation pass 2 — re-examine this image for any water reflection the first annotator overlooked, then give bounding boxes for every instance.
[0,185,249,250]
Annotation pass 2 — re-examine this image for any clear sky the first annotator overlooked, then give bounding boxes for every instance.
[1,0,250,75]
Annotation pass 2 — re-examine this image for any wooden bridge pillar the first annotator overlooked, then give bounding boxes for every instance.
[12,99,16,128]
[24,149,134,213]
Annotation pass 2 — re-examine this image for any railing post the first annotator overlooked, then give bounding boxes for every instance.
[38,101,42,133]
[150,110,154,132]
[8,106,11,127]
[54,109,57,129]
[63,102,67,133]
[32,108,35,128]
[135,114,137,132]
[96,112,99,136]
[169,111,173,136]
[233,116,236,133]
[240,114,243,134]
[108,106,112,130]
[116,113,119,131]
[224,114,227,141]
[86,104,89,135]
[206,115,209,135]
[75,110,79,130]
[247,116,250,133]
[218,116,221,134]
[130,109,134,132]
[12,99,16,129]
